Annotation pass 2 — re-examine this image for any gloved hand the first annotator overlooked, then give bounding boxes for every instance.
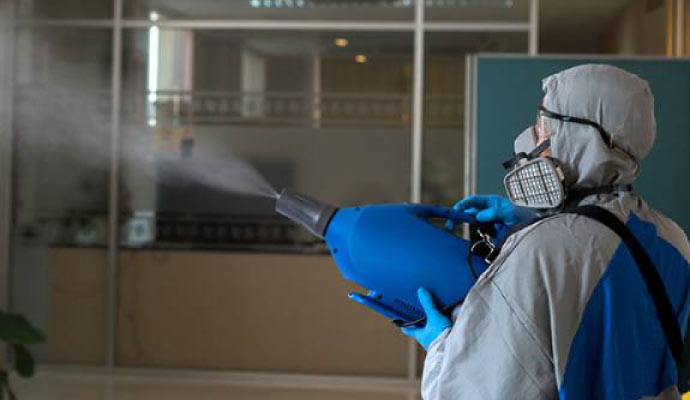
[401,288,452,350]
[453,194,534,228]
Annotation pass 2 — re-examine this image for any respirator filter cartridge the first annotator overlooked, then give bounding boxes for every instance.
[503,157,565,209]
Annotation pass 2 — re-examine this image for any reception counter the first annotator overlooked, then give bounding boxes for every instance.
[46,248,410,376]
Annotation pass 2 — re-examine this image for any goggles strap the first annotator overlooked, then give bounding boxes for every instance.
[539,106,612,148]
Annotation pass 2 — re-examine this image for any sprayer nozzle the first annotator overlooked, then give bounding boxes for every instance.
[275,189,338,239]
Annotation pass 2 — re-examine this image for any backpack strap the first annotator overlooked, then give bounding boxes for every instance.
[570,205,683,363]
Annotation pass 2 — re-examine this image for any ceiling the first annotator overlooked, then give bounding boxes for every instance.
[541,0,631,36]
[137,0,631,24]
[137,0,634,52]
[540,0,632,52]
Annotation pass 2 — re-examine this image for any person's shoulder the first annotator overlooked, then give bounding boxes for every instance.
[483,211,620,286]
[503,212,615,258]
[632,198,690,262]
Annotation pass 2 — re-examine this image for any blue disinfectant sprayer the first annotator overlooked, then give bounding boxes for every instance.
[275,189,501,327]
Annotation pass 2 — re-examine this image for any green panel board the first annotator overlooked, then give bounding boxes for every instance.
[476,56,690,232]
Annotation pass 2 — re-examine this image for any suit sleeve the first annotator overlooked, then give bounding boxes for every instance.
[421,257,558,400]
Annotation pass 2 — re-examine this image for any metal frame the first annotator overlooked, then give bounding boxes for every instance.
[408,0,425,384]
[425,21,529,32]
[664,0,675,57]
[464,54,478,198]
[3,0,537,395]
[14,19,533,32]
[0,0,15,314]
[410,0,425,207]
[13,19,116,28]
[676,0,685,56]
[122,19,415,30]
[528,0,539,55]
[106,0,123,369]
[0,0,15,366]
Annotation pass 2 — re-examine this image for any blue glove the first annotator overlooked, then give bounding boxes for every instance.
[401,288,452,350]
[453,195,534,228]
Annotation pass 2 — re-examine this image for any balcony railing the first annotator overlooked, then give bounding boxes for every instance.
[15,85,464,128]
[125,90,463,128]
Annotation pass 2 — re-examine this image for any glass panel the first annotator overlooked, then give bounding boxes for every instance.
[425,0,529,22]
[422,31,527,204]
[16,0,113,19]
[124,0,413,20]
[118,29,412,374]
[604,0,668,55]
[12,27,112,364]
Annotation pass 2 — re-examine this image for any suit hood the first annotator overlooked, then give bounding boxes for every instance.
[541,64,656,190]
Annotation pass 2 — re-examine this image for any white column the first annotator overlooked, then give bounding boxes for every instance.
[528,0,539,55]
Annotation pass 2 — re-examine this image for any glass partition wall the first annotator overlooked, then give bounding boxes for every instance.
[3,0,537,397]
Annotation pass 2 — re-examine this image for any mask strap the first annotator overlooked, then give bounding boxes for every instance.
[502,139,551,170]
[527,139,551,158]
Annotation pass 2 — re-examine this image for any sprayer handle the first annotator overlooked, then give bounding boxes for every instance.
[413,204,503,237]
[412,204,478,225]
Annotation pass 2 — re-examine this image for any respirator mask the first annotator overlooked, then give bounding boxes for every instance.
[502,106,619,210]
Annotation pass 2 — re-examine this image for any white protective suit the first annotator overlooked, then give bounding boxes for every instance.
[422,64,690,400]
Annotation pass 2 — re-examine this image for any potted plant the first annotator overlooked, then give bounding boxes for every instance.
[0,310,44,399]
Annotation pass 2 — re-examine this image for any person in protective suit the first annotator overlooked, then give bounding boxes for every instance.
[402,64,690,399]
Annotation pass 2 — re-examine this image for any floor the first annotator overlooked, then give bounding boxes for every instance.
[12,366,421,400]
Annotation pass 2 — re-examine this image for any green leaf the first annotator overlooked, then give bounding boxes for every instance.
[0,369,16,400]
[13,344,35,378]
[0,310,45,344]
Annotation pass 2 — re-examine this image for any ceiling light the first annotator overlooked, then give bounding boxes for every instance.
[355,54,367,64]
[149,11,159,21]
[334,38,349,47]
